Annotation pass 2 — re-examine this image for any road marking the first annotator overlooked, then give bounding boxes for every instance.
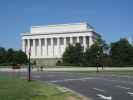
[116,85,131,90]
[97,94,112,100]
[99,78,133,85]
[93,88,105,92]
[49,77,95,83]
[127,92,133,96]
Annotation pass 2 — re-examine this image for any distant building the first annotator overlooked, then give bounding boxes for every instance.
[127,36,132,45]
[21,22,100,66]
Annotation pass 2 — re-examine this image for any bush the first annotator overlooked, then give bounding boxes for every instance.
[56,60,81,67]
[12,64,21,69]
[0,47,28,66]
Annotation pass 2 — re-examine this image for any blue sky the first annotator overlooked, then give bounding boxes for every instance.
[0,0,133,49]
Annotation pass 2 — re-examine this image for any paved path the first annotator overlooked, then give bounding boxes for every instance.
[1,71,133,100]
[0,67,133,72]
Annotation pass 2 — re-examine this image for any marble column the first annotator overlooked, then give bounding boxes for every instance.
[35,39,38,56]
[57,38,60,57]
[45,38,48,56]
[51,38,54,56]
[27,39,30,55]
[70,37,73,44]
[39,39,41,57]
[89,36,93,47]
[22,39,25,53]
[33,39,35,57]
[41,39,44,56]
[64,37,66,47]
[83,36,87,51]
[77,36,80,43]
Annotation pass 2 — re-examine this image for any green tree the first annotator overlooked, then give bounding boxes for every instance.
[84,37,109,67]
[1,48,28,65]
[62,44,74,64]
[85,43,103,66]
[101,53,112,67]
[110,38,133,67]
[0,47,15,65]
[73,43,84,66]
[62,43,83,66]
[0,47,6,64]
[6,48,15,64]
[13,50,28,65]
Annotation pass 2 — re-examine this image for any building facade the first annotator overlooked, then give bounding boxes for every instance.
[21,22,100,66]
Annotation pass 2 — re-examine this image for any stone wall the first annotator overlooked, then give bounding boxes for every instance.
[31,58,61,67]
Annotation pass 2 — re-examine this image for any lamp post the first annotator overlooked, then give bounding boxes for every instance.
[96,50,100,72]
[28,47,31,81]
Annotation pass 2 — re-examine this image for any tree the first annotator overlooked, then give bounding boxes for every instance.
[101,53,112,67]
[6,48,15,64]
[73,43,84,66]
[85,42,103,66]
[62,43,84,66]
[62,44,74,64]
[110,38,133,67]
[13,50,28,65]
[84,37,108,67]
[0,47,6,64]
[0,47,28,66]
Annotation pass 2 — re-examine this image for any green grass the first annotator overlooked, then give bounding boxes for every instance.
[0,75,82,100]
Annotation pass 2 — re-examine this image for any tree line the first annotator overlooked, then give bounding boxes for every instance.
[0,37,133,67]
[59,38,133,67]
[0,48,28,66]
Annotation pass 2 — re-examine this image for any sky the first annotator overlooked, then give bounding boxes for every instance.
[0,0,133,49]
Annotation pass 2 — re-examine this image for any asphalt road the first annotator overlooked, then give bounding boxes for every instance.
[1,71,133,100]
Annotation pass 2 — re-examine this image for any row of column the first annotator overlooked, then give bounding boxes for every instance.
[22,36,93,58]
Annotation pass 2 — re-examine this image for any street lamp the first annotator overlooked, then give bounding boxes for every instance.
[28,47,31,81]
[96,50,100,72]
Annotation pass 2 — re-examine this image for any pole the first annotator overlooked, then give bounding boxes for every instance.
[96,50,100,72]
[28,47,31,81]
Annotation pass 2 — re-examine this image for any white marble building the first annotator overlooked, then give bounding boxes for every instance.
[21,22,100,66]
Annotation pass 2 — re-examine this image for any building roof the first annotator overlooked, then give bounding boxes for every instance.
[22,22,99,36]
[31,22,94,33]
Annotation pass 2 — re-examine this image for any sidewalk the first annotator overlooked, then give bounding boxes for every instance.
[0,67,133,72]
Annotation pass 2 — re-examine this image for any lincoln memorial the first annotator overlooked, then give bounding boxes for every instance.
[21,22,100,66]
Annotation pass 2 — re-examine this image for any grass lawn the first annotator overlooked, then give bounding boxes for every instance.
[0,75,83,100]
